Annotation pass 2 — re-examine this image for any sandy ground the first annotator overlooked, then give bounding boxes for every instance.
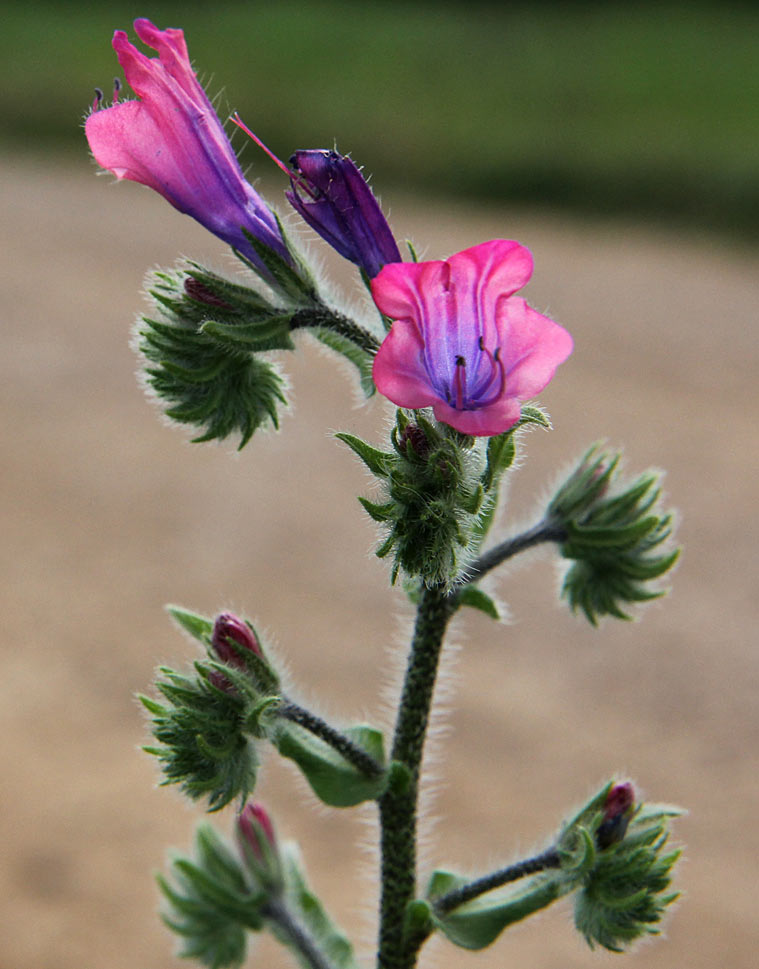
[1,154,758,969]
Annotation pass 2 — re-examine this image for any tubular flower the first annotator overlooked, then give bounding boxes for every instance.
[85,19,288,271]
[371,239,573,436]
[287,150,402,278]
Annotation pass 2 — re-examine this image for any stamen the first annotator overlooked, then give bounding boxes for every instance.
[453,355,466,410]
[475,343,506,406]
[112,77,122,103]
[229,112,313,197]
[92,87,104,112]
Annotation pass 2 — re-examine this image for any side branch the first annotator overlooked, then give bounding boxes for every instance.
[463,519,567,586]
[263,898,335,969]
[433,847,561,916]
[290,306,381,355]
[278,700,385,778]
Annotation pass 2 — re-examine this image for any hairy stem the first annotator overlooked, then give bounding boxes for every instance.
[264,898,334,969]
[377,584,456,969]
[433,847,561,915]
[278,700,385,778]
[290,305,381,355]
[464,518,567,585]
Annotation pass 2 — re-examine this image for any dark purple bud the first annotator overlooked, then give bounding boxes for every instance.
[286,150,402,278]
[596,781,636,849]
[184,277,234,309]
[211,612,262,668]
[399,423,431,459]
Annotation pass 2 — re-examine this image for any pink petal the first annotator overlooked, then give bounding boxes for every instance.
[497,298,574,399]
[431,396,523,437]
[372,320,439,408]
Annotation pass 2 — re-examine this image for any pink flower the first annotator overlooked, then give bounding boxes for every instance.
[85,19,287,270]
[371,240,573,436]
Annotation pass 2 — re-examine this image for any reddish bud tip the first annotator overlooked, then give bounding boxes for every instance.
[211,612,262,669]
[399,423,431,458]
[184,277,233,308]
[237,801,277,860]
[597,781,636,849]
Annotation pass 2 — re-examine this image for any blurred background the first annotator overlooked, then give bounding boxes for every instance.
[2,2,758,969]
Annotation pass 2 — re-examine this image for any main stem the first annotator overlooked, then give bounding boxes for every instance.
[377,584,456,969]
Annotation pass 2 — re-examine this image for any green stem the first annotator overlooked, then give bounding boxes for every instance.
[278,699,385,778]
[433,847,561,915]
[290,305,381,355]
[264,898,334,969]
[464,518,567,585]
[377,584,456,969]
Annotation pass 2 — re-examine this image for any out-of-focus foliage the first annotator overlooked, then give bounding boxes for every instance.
[10,0,759,237]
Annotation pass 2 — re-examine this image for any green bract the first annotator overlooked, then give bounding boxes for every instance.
[550,447,680,624]
[340,407,549,590]
[138,264,293,449]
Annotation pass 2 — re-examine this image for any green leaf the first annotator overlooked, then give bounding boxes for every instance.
[428,869,566,950]
[273,722,387,807]
[458,585,501,620]
[168,605,214,644]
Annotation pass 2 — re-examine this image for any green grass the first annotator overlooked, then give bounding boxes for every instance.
[5,0,759,237]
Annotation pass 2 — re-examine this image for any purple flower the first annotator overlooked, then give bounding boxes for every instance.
[371,240,573,437]
[286,150,401,278]
[85,19,288,271]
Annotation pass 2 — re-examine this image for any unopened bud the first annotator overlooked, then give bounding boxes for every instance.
[236,801,282,890]
[596,781,635,849]
[184,276,234,309]
[400,423,431,457]
[211,612,262,667]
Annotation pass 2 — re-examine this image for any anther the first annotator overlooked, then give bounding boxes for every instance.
[112,77,122,103]
[453,355,467,410]
[92,87,104,112]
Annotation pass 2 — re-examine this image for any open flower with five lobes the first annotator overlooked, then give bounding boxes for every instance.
[371,240,573,436]
[85,19,288,272]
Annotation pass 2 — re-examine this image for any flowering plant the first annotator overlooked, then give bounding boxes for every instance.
[86,19,681,969]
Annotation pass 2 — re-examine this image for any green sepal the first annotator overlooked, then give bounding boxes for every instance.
[201,315,295,352]
[237,224,317,304]
[336,432,394,477]
[427,869,566,950]
[158,823,264,969]
[273,722,387,807]
[141,664,258,812]
[276,842,360,969]
[573,803,683,951]
[140,265,292,449]
[552,452,680,624]
[168,605,215,644]
[314,327,376,397]
[457,585,501,620]
[358,496,396,523]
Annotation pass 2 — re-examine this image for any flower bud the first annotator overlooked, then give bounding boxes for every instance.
[596,781,635,849]
[287,150,402,279]
[236,801,282,890]
[211,613,262,668]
